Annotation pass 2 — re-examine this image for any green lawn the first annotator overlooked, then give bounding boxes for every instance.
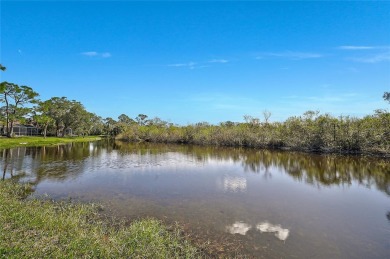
[0,136,102,149]
[0,181,201,258]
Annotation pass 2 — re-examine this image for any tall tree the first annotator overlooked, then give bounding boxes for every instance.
[104,117,118,136]
[60,100,87,137]
[0,82,13,135]
[136,114,148,126]
[263,110,272,124]
[38,97,99,137]
[44,97,69,136]
[118,114,135,125]
[84,113,104,135]
[384,92,390,104]
[0,82,39,137]
[0,66,7,133]
[33,100,55,138]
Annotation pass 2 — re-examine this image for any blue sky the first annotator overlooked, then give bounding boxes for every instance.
[1,1,389,124]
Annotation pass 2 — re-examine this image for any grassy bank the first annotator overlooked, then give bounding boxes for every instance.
[0,180,201,258]
[0,136,101,149]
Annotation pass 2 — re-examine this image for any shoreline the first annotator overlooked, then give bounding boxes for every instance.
[0,136,102,150]
[1,136,388,158]
[116,138,390,159]
[0,180,204,258]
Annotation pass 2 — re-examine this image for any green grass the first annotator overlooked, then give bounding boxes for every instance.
[0,180,201,258]
[0,136,101,149]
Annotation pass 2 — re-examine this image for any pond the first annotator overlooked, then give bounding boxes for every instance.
[1,140,389,258]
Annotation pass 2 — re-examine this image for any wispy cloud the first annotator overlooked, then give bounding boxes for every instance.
[81,51,111,58]
[101,52,111,58]
[168,62,197,69]
[168,59,228,69]
[338,45,390,63]
[208,59,229,63]
[256,51,323,60]
[82,51,99,57]
[338,45,390,50]
[349,52,390,63]
[338,46,375,50]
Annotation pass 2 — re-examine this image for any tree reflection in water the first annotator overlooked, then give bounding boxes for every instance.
[1,141,389,197]
[0,142,98,186]
[112,142,389,196]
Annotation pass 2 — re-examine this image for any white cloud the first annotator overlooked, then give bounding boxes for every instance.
[168,62,197,69]
[81,51,111,58]
[338,45,390,63]
[338,46,375,50]
[82,51,98,56]
[101,52,111,58]
[338,45,390,50]
[208,59,229,63]
[256,51,323,60]
[167,63,186,67]
[168,58,228,69]
[349,52,390,63]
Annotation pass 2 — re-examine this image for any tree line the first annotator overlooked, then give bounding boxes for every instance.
[102,93,390,155]
[0,65,103,138]
[1,64,389,154]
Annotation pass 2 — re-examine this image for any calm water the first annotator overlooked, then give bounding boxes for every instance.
[1,140,390,258]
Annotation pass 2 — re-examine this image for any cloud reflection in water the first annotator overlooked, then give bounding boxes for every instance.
[226,221,290,242]
[257,221,289,241]
[226,221,252,235]
[222,176,247,193]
